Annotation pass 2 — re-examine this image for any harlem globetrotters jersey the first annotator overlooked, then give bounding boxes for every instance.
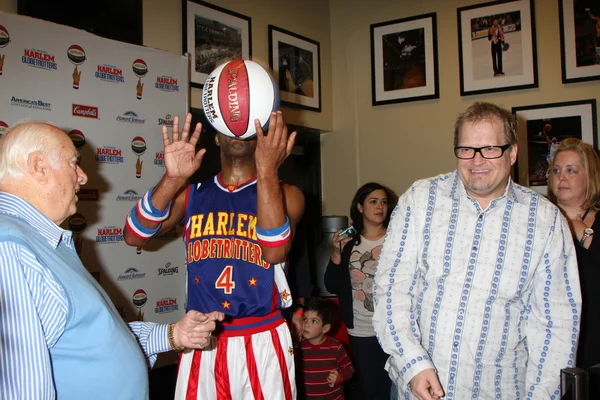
[184,174,293,318]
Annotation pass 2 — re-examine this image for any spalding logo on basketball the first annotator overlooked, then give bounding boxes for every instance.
[131,136,146,156]
[0,25,10,48]
[69,129,86,150]
[132,59,148,78]
[67,45,86,65]
[202,59,279,140]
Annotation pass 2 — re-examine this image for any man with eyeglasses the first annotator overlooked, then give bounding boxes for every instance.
[373,102,581,400]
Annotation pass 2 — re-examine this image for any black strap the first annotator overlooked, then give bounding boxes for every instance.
[582,208,591,221]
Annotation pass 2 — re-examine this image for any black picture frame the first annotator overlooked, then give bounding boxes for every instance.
[268,25,321,112]
[457,0,538,96]
[370,12,439,106]
[182,0,252,88]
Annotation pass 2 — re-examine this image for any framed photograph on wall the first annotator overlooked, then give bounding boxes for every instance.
[457,0,538,96]
[182,0,251,88]
[559,0,600,83]
[268,25,321,112]
[512,99,597,195]
[370,13,439,106]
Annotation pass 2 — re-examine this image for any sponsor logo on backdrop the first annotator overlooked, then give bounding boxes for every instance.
[68,213,86,256]
[155,297,179,314]
[69,129,86,150]
[158,262,179,276]
[95,64,125,83]
[131,136,146,178]
[116,111,145,124]
[0,121,9,139]
[158,114,174,126]
[72,104,98,119]
[22,48,57,70]
[132,289,147,321]
[96,226,124,243]
[0,25,11,76]
[132,59,147,100]
[117,267,146,281]
[77,189,99,201]
[67,45,86,89]
[116,189,142,201]
[11,96,51,111]
[95,146,124,164]
[155,75,179,92]
[154,151,164,167]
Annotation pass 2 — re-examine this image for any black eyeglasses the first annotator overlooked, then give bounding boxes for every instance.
[454,144,512,159]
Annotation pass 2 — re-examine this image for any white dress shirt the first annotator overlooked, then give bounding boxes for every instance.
[373,171,581,399]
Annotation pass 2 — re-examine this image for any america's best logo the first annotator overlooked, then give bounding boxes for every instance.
[117,267,146,281]
[11,96,51,111]
[22,49,57,70]
[158,262,179,276]
[116,111,145,124]
[95,64,124,83]
[155,75,179,92]
[154,151,164,167]
[72,104,98,119]
[95,146,123,164]
[155,297,179,314]
[158,114,173,126]
[96,226,124,243]
[116,189,142,201]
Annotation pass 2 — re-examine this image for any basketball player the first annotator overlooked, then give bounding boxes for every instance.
[124,111,305,399]
[488,19,505,76]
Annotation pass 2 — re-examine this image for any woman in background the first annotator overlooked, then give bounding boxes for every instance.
[548,138,600,372]
[324,182,397,400]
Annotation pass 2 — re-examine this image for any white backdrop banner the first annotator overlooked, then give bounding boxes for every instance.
[0,12,188,326]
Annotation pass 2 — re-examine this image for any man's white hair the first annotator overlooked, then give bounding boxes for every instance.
[0,122,62,182]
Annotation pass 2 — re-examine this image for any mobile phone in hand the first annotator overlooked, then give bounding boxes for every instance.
[338,226,357,237]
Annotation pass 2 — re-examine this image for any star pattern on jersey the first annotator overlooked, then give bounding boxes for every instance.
[221,300,231,310]
[288,346,294,356]
[280,290,290,302]
[249,277,257,286]
[194,276,200,284]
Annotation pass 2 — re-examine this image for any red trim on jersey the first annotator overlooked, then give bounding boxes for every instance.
[215,339,232,400]
[245,336,265,400]
[185,349,202,400]
[219,310,284,337]
[271,329,293,400]
[216,173,257,192]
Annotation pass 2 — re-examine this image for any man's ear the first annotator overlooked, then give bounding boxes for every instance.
[322,323,331,335]
[28,152,50,184]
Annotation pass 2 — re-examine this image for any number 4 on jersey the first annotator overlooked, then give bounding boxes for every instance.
[216,265,235,294]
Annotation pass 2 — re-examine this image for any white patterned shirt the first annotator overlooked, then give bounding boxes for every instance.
[373,171,581,400]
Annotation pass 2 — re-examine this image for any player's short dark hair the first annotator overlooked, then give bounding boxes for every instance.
[304,297,334,327]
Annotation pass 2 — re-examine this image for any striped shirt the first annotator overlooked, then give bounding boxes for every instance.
[301,336,354,399]
[0,192,170,400]
[373,171,581,399]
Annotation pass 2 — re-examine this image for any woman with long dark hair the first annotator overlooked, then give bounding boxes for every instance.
[324,182,397,400]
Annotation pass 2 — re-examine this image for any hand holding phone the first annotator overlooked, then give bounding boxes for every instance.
[338,226,357,238]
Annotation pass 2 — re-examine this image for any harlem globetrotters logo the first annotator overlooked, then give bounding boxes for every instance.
[132,59,148,100]
[132,289,147,321]
[131,136,146,178]
[67,45,86,89]
[0,25,10,76]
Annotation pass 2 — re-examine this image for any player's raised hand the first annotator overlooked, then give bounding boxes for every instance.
[254,111,296,174]
[162,113,205,180]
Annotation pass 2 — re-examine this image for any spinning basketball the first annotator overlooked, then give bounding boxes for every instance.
[202,59,279,140]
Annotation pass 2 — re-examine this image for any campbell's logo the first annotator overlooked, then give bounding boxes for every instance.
[72,104,98,119]
[11,96,51,111]
[116,111,145,124]
[158,262,179,276]
[116,189,142,201]
[68,213,87,233]
[0,25,10,48]
[77,189,99,201]
[0,121,8,138]
[132,289,147,308]
[95,63,125,83]
[95,146,123,164]
[155,297,179,314]
[158,114,174,126]
[154,151,164,167]
[132,59,148,78]
[67,45,86,65]
[117,267,146,281]
[69,129,86,150]
[96,226,124,244]
[22,48,57,70]
[155,75,179,92]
